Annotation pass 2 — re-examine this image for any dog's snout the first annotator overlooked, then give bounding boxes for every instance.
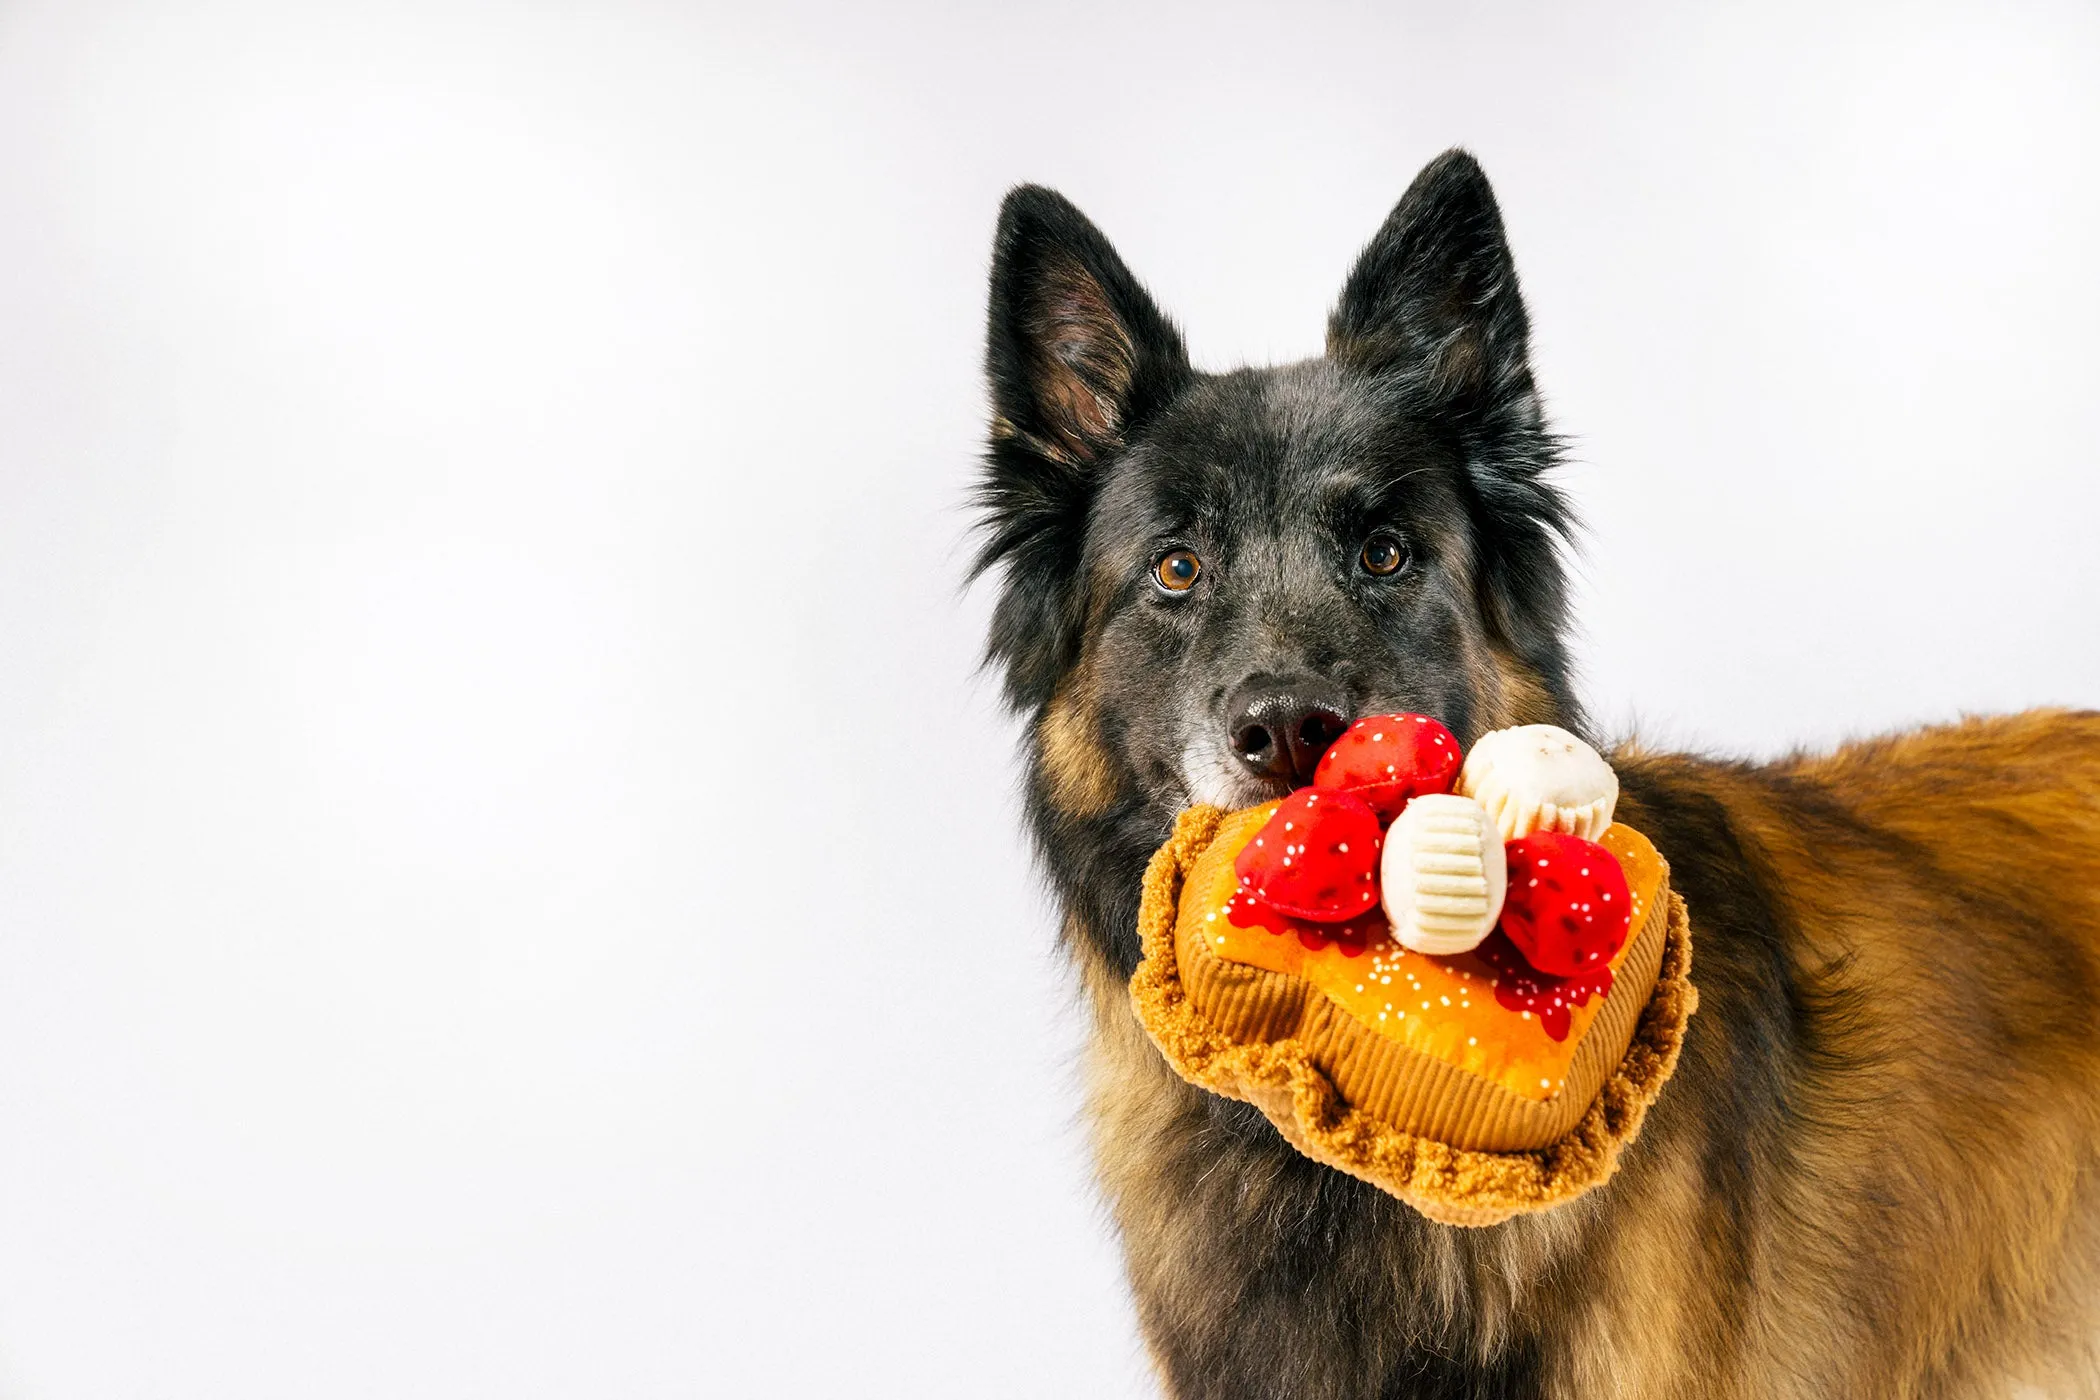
[1225,676,1349,788]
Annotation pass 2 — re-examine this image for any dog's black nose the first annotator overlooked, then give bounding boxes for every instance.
[1225,677,1350,788]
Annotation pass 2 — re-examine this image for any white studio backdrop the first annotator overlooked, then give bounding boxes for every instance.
[0,1,2096,1396]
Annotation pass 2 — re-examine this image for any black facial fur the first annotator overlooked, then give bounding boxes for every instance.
[971,153,1591,1399]
[975,151,1581,978]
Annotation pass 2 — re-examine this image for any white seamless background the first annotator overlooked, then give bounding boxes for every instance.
[1,2,2096,1397]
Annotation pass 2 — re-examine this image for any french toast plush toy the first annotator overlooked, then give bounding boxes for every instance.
[1130,718,1698,1227]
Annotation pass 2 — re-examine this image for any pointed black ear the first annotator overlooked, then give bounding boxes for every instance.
[1333,153,1578,715]
[1327,150,1537,423]
[985,185,1190,467]
[975,187,1189,710]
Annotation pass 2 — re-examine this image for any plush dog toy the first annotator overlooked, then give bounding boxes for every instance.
[1130,718,1698,1227]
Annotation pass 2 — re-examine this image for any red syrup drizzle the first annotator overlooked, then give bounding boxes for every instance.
[1223,890,1379,957]
[1472,931,1613,1042]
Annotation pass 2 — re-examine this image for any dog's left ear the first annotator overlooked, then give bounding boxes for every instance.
[1327,150,1538,425]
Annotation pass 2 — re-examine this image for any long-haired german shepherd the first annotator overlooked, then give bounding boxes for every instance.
[973,150,2100,1399]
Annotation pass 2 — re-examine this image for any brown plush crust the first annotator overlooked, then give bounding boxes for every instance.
[1172,807,1671,1151]
[1130,805,1699,1226]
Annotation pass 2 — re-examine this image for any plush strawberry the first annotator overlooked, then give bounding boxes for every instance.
[1312,713,1462,821]
[1233,789,1384,923]
[1497,832,1633,977]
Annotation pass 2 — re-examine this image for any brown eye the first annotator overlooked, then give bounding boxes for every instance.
[1154,549,1202,593]
[1360,535,1409,576]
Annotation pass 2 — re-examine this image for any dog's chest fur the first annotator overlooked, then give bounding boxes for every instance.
[1081,952,1577,1398]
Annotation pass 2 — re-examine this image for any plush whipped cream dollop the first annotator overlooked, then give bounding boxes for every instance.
[1379,793,1507,956]
[1458,724,1619,842]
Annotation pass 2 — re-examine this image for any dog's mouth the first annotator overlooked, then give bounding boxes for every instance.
[1175,735,1307,813]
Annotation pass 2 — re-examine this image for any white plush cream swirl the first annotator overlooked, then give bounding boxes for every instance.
[1458,724,1619,842]
[1379,793,1507,956]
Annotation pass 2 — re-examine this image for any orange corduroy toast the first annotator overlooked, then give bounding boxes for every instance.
[1130,802,1697,1225]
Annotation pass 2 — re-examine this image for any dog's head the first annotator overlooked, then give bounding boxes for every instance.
[976,152,1582,962]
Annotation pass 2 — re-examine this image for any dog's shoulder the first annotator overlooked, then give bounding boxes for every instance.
[1616,708,2100,932]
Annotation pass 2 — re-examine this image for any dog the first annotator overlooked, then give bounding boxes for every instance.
[973,149,2100,1399]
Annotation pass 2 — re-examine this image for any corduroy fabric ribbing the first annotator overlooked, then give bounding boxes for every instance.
[1129,805,1699,1226]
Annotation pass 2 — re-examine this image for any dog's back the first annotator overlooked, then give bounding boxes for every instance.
[1595,710,2100,1397]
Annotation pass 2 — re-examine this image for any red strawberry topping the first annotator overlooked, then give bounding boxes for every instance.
[1232,789,1384,923]
[1497,832,1633,978]
[1474,932,1615,1042]
[1224,890,1383,956]
[1311,713,1461,821]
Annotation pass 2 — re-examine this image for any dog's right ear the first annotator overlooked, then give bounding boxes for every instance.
[984,186,1189,467]
[976,187,1188,709]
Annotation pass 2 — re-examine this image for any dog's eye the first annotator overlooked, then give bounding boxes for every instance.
[1154,549,1202,593]
[1360,535,1410,576]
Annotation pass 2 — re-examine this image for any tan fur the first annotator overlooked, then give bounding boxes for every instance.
[1479,641,1563,730]
[1077,710,2100,1398]
[1039,659,1118,819]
